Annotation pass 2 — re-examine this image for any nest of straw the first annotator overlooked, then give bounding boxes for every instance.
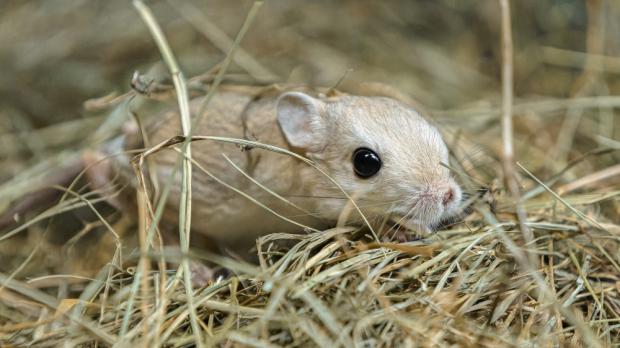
[2,189,619,346]
[1,1,619,347]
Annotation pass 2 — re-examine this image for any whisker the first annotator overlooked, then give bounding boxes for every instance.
[285,197,412,220]
[282,194,349,200]
[284,194,410,206]
[382,202,418,239]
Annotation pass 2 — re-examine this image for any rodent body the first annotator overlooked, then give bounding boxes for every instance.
[136,85,329,249]
[120,84,462,250]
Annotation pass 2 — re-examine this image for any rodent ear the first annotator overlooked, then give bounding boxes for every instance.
[276,92,324,150]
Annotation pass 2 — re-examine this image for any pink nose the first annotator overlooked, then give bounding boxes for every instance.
[442,188,455,206]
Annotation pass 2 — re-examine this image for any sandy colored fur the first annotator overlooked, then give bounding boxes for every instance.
[122,84,462,250]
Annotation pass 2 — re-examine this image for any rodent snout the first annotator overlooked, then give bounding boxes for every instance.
[441,182,462,209]
[418,181,461,210]
[442,188,455,207]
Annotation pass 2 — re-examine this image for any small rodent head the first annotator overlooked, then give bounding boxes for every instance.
[277,91,462,231]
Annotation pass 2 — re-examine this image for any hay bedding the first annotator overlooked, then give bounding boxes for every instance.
[2,190,619,347]
[0,1,619,347]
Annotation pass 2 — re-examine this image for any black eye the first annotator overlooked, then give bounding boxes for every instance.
[352,147,382,178]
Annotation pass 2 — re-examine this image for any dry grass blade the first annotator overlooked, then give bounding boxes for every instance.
[121,2,265,346]
[0,273,117,345]
[172,1,278,82]
[498,0,534,261]
[132,1,202,345]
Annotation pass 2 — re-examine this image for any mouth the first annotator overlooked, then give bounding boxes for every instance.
[431,211,463,230]
[389,196,464,233]
[388,208,460,234]
[387,211,441,234]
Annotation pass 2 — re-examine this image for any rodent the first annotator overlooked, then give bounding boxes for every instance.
[0,84,463,255]
[114,84,463,251]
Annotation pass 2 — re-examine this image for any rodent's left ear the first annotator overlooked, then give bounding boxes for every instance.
[276,92,325,150]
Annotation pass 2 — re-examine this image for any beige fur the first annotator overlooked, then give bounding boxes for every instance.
[125,84,462,249]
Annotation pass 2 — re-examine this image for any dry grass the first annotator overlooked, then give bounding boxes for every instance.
[1,1,619,347]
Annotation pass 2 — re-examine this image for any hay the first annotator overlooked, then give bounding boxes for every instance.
[1,1,619,347]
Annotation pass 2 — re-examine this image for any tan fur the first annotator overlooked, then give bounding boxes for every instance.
[124,84,461,250]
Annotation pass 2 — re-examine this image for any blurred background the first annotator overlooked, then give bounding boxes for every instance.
[0,0,618,275]
[1,1,618,129]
